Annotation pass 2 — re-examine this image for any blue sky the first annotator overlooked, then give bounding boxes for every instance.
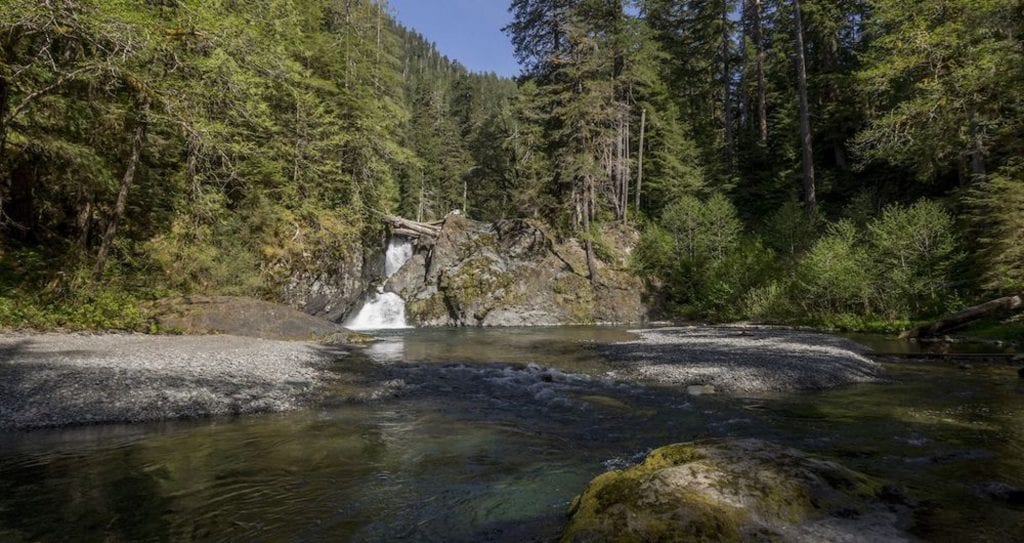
[389,0,521,77]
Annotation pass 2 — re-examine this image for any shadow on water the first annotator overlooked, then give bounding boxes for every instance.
[1,327,1023,542]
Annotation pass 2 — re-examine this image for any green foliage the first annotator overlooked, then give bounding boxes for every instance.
[661,194,743,262]
[0,248,149,330]
[764,200,819,261]
[868,200,959,317]
[1,0,1019,336]
[856,0,1023,182]
[793,220,874,317]
[0,290,148,331]
[0,0,519,328]
[969,161,1024,293]
[636,194,773,320]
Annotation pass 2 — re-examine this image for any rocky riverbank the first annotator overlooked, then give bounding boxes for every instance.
[0,333,347,431]
[600,326,883,394]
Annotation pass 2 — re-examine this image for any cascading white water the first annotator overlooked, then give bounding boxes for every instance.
[347,237,414,330]
[384,238,413,276]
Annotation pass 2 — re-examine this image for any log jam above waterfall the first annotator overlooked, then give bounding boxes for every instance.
[383,214,444,241]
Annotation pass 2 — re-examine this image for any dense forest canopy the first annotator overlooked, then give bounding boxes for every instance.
[1,0,1022,332]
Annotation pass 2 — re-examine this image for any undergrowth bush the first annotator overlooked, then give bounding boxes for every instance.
[637,196,963,329]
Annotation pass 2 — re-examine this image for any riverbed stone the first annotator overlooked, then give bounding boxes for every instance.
[562,438,911,543]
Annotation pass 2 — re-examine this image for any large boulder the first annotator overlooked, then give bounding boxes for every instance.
[385,215,647,326]
[562,439,911,543]
[150,296,368,342]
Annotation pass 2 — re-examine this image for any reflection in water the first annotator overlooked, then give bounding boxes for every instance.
[1,327,1022,542]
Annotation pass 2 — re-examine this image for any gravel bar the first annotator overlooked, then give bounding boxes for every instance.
[600,326,883,394]
[0,333,347,431]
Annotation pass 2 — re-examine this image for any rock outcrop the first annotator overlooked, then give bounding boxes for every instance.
[383,214,646,326]
[563,439,911,543]
[151,296,370,343]
[280,243,383,322]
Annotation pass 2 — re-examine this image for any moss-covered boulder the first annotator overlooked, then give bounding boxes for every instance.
[563,439,910,542]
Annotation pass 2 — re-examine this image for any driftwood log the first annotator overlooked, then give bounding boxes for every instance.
[901,295,1023,339]
[383,214,441,240]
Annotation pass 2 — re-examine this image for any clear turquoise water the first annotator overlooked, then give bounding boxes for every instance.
[1,327,1022,542]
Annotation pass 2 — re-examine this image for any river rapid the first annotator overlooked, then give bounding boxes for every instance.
[1,327,1022,542]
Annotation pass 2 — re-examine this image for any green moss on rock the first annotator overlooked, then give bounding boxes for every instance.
[407,293,450,324]
[561,439,901,543]
[553,273,595,324]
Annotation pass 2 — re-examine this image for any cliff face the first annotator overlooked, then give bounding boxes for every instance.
[382,214,647,327]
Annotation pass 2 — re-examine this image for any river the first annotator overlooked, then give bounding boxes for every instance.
[1,327,1022,542]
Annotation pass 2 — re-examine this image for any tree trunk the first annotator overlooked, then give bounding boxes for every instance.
[793,0,817,218]
[0,72,9,221]
[383,214,441,238]
[77,199,93,250]
[0,72,9,163]
[752,0,768,144]
[901,296,1023,339]
[93,103,148,283]
[968,109,986,179]
[618,115,626,222]
[636,108,645,212]
[722,1,734,169]
[583,176,598,283]
[374,0,383,93]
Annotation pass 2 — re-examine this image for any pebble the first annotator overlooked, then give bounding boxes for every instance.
[600,327,882,395]
[0,333,346,430]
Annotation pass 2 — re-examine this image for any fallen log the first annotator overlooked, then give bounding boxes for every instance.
[383,214,441,238]
[901,295,1023,339]
[391,227,427,239]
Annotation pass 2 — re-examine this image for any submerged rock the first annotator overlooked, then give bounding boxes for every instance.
[973,482,1024,506]
[386,214,647,326]
[563,439,911,543]
[686,384,717,396]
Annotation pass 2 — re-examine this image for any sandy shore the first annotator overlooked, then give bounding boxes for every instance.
[600,326,883,394]
[0,333,347,431]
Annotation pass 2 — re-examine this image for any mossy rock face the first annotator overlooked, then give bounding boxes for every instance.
[554,273,595,324]
[438,256,518,324]
[407,292,450,325]
[384,214,649,326]
[562,439,910,543]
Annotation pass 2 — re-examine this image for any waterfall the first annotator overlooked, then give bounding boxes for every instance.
[384,238,414,276]
[348,237,414,330]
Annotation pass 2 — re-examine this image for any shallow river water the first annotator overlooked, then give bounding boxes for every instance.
[1,327,1022,542]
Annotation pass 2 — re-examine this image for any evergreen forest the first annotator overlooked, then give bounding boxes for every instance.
[2,0,1022,335]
